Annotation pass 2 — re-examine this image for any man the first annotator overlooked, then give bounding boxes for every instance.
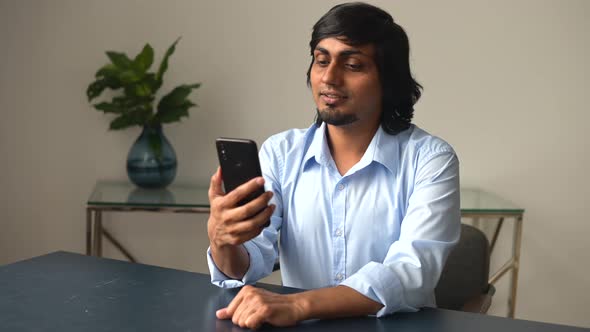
[206,2,460,330]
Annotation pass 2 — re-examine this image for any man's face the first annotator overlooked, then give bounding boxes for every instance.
[310,37,382,129]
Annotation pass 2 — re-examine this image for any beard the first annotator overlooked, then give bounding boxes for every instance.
[316,107,358,126]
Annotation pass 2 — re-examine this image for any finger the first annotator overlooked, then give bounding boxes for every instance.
[220,226,263,247]
[229,205,276,235]
[227,191,274,222]
[249,204,276,228]
[245,311,267,330]
[216,308,231,320]
[224,289,245,318]
[223,206,275,246]
[232,286,257,328]
[208,167,224,200]
[232,297,249,327]
[223,177,266,208]
[216,209,273,246]
[239,306,262,329]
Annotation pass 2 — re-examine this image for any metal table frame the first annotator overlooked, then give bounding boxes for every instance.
[86,205,210,262]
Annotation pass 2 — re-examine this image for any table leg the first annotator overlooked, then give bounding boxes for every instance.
[86,208,92,255]
[508,215,523,318]
[102,228,138,263]
[490,217,505,255]
[471,216,481,229]
[92,210,103,257]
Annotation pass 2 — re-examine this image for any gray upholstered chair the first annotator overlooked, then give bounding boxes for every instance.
[435,223,495,314]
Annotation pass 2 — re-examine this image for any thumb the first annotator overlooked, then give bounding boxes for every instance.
[209,167,224,199]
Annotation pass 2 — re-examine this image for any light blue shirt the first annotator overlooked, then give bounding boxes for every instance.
[207,123,461,317]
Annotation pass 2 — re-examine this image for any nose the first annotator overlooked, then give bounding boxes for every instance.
[321,62,342,86]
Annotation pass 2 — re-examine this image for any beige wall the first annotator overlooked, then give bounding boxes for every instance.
[1,0,589,327]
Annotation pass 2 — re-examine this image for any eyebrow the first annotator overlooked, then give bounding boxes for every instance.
[314,46,366,58]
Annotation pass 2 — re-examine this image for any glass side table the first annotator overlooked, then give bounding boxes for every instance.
[460,188,525,319]
[86,182,524,318]
[86,180,210,262]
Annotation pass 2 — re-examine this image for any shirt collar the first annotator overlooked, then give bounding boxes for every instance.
[371,125,400,176]
[303,122,329,169]
[303,122,400,176]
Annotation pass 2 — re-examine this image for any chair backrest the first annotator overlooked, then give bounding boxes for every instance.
[435,223,490,310]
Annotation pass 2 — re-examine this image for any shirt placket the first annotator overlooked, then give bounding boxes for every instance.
[331,179,347,285]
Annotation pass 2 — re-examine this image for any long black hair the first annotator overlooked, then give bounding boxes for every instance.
[307,2,422,135]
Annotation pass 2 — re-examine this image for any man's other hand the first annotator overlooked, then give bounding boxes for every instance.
[216,285,307,330]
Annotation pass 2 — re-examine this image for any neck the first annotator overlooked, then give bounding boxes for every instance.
[325,121,380,175]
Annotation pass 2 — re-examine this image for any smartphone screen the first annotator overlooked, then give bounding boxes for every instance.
[215,137,265,207]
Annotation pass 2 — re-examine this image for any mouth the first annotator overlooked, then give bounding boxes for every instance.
[319,91,348,105]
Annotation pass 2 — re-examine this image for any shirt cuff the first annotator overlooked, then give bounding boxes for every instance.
[207,241,265,288]
[340,261,415,317]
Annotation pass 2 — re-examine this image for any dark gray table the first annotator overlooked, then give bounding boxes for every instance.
[0,252,586,331]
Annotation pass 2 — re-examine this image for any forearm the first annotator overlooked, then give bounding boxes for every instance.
[210,244,250,280]
[292,285,383,320]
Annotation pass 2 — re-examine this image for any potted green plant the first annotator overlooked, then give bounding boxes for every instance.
[86,38,200,188]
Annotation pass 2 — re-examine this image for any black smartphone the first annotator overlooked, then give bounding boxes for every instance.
[215,137,266,208]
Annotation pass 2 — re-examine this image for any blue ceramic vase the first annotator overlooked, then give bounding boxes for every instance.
[126,125,177,188]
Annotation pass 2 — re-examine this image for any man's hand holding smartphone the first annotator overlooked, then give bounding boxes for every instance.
[207,137,275,279]
[207,166,275,250]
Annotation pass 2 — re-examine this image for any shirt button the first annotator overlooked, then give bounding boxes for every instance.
[335,273,344,281]
[337,184,345,191]
[335,229,343,237]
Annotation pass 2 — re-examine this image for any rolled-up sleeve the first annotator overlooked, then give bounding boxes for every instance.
[207,138,284,288]
[341,152,461,316]
[207,228,278,288]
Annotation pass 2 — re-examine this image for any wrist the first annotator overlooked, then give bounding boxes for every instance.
[210,241,235,257]
[289,292,312,321]
[209,239,223,252]
[209,243,250,280]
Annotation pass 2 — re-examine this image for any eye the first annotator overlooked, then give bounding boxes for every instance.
[345,63,362,71]
[314,55,330,67]
[316,60,329,67]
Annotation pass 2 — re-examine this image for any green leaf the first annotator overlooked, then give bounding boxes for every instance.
[133,43,154,72]
[87,79,107,101]
[134,82,152,97]
[144,73,161,92]
[154,83,199,123]
[93,102,123,114]
[156,100,195,123]
[112,95,154,109]
[109,108,152,130]
[103,76,122,90]
[118,70,142,84]
[87,68,125,101]
[121,83,152,100]
[86,78,121,101]
[156,37,181,83]
[95,64,120,79]
[157,83,200,111]
[109,115,136,130]
[106,51,132,69]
